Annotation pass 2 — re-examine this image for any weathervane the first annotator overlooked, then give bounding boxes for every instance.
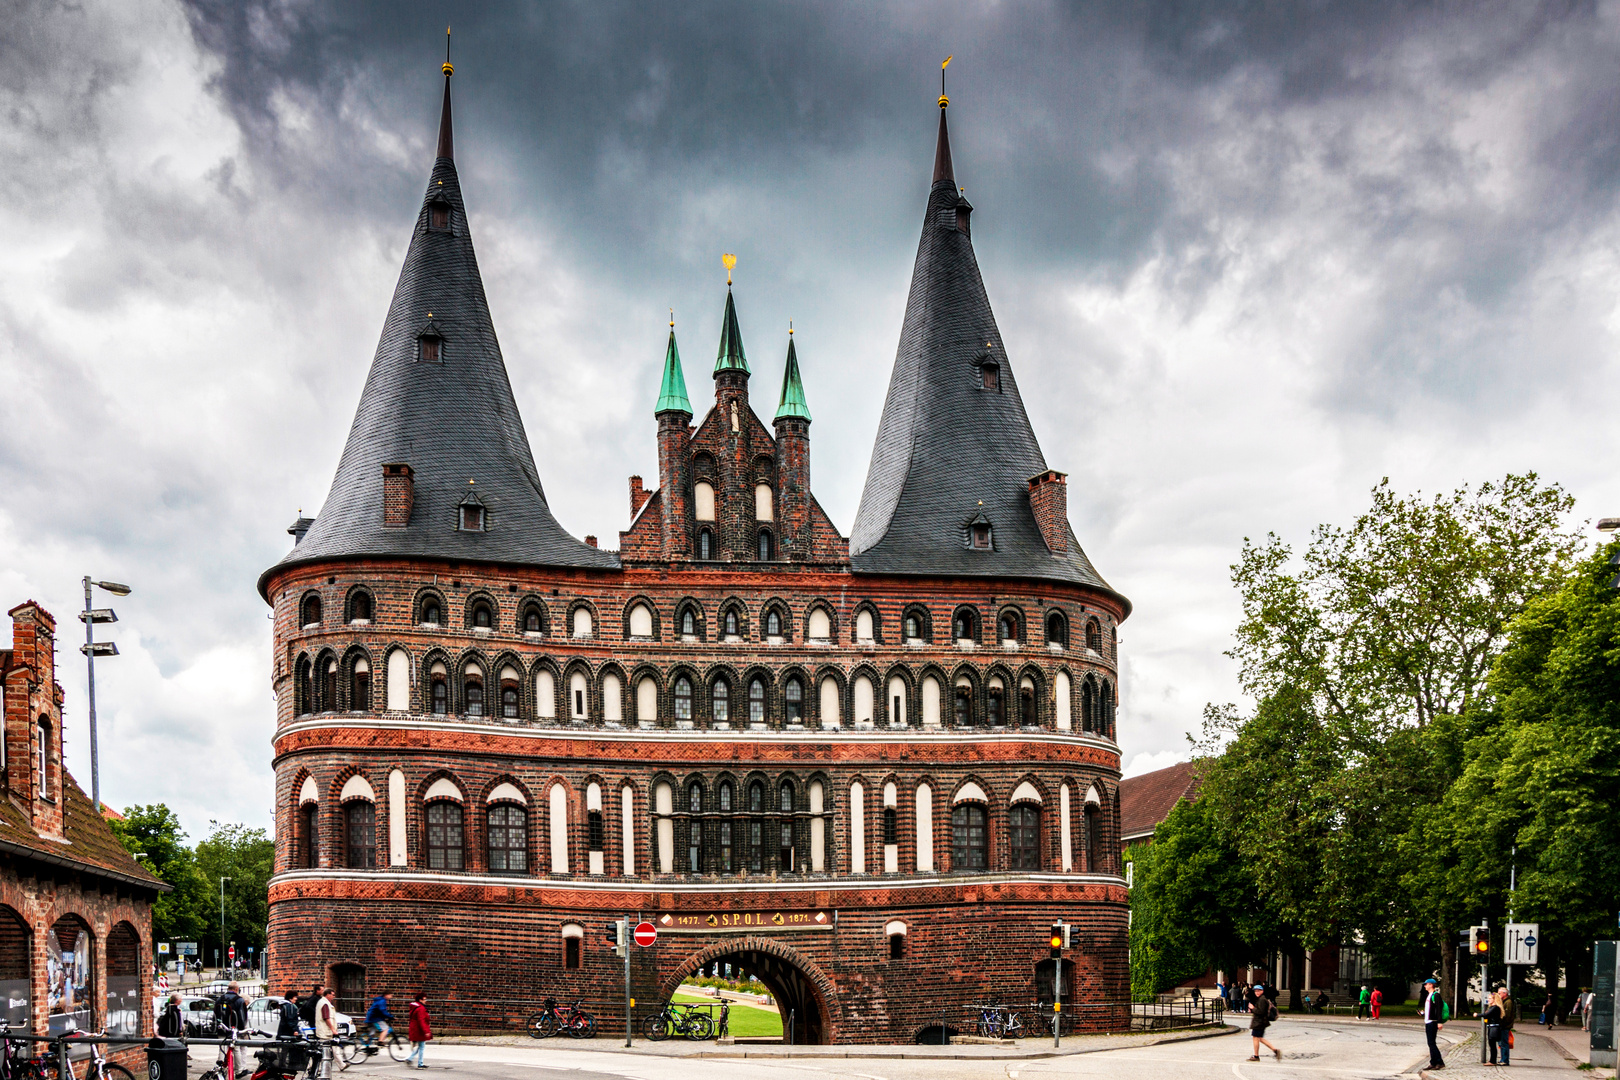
[940,55,952,108]
[443,27,453,77]
[722,253,737,286]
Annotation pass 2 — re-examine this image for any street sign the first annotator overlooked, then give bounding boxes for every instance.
[633,922,658,948]
[1504,923,1539,966]
[157,943,170,955]
[175,942,198,956]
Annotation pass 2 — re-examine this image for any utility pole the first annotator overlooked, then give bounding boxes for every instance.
[79,577,130,813]
[219,877,230,971]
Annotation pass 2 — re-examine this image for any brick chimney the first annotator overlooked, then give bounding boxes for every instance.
[6,602,64,838]
[383,463,415,527]
[1027,470,1069,555]
[584,535,598,548]
[629,476,652,518]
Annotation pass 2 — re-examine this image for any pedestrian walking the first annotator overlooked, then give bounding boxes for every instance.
[316,987,340,1078]
[1357,985,1370,1020]
[1540,991,1554,1027]
[1370,985,1383,1020]
[1421,978,1447,1070]
[299,983,323,1028]
[1247,989,1281,1062]
[407,993,432,1069]
[157,993,183,1038]
[1582,989,1595,1032]
[1499,987,1517,1066]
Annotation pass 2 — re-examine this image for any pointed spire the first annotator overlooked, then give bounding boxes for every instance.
[436,28,454,161]
[714,283,750,375]
[656,311,692,415]
[775,326,811,422]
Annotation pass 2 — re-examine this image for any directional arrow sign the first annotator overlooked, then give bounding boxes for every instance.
[1505,923,1539,966]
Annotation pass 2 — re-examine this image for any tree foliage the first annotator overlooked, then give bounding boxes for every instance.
[109,804,207,943]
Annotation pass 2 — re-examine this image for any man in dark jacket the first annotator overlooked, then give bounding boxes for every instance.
[298,985,323,1027]
[1421,978,1446,1069]
[157,994,184,1038]
[216,982,249,1031]
[1247,990,1280,1061]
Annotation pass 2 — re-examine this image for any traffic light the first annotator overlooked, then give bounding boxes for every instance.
[606,920,627,958]
[1469,926,1490,960]
[1050,923,1063,960]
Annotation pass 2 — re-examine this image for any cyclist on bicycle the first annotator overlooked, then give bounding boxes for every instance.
[365,992,396,1040]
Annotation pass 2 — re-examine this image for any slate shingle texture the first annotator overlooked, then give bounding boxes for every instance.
[260,95,616,598]
[850,108,1121,601]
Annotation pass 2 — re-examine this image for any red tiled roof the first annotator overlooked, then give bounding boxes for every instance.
[1119,759,1203,841]
[0,773,166,892]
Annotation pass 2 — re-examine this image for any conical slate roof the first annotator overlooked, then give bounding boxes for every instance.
[714,289,749,374]
[849,103,1116,594]
[775,334,811,422]
[261,72,616,595]
[656,327,691,415]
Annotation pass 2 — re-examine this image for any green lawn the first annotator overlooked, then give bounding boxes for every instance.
[672,991,782,1038]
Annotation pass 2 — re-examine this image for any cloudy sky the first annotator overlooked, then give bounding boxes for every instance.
[4,0,1619,839]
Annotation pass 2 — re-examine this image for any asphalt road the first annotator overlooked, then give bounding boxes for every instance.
[301,1018,1465,1080]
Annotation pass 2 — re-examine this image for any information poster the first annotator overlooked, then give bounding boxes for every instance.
[106,977,140,1038]
[46,927,90,1056]
[0,979,28,1030]
[1593,941,1616,1054]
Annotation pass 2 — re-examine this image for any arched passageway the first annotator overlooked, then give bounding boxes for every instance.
[668,938,833,1045]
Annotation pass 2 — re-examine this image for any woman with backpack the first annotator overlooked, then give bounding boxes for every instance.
[1248,991,1281,1062]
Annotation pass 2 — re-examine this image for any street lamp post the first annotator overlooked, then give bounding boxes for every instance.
[79,577,131,814]
[219,876,230,972]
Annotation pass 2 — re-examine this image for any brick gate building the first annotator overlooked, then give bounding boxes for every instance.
[261,61,1130,1043]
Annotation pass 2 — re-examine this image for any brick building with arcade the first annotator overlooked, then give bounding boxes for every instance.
[262,61,1131,1043]
[0,601,164,1055]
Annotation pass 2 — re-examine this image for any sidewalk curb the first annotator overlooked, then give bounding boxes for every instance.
[442,1023,1238,1060]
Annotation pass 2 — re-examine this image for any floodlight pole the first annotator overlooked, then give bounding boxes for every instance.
[83,577,100,812]
[220,876,230,970]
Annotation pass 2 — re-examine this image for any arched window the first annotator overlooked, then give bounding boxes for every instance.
[951,804,987,870]
[1081,680,1095,732]
[432,675,448,715]
[1086,802,1102,872]
[904,613,920,640]
[999,614,1019,642]
[883,807,897,844]
[523,605,544,633]
[464,675,484,717]
[421,598,442,626]
[689,782,703,813]
[571,607,593,638]
[987,684,1004,726]
[1009,805,1041,870]
[954,683,974,727]
[1021,683,1037,726]
[719,782,733,812]
[749,678,767,724]
[720,818,734,873]
[749,781,764,812]
[748,781,765,871]
[779,782,794,813]
[488,804,527,874]
[765,609,782,637]
[784,678,803,723]
[724,609,739,637]
[954,609,977,641]
[345,802,376,869]
[588,808,604,854]
[1101,681,1115,738]
[296,658,313,716]
[563,925,582,970]
[324,660,338,712]
[697,528,714,561]
[1046,611,1067,648]
[426,802,464,870]
[757,530,773,561]
[348,592,372,623]
[681,608,696,636]
[471,601,493,629]
[351,659,371,711]
[301,594,322,626]
[628,603,654,638]
[300,803,319,868]
[712,681,730,724]
[674,677,693,721]
[501,684,519,719]
[1087,619,1102,651]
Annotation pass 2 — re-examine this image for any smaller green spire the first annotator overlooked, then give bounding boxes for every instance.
[655,325,691,415]
[775,331,811,422]
[714,288,750,375]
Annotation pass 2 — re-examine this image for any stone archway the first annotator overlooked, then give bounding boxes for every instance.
[664,936,836,1045]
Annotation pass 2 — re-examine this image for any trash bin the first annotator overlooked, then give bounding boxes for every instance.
[145,1037,187,1080]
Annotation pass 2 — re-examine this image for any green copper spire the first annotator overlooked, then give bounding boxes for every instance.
[714,288,750,375]
[655,322,691,415]
[775,330,811,422]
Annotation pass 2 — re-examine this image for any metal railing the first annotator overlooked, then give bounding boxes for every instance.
[1131,997,1226,1029]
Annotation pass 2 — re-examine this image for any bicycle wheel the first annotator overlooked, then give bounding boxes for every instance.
[686,1014,713,1041]
[387,1034,410,1062]
[644,1014,670,1041]
[527,1011,557,1038]
[573,1012,597,1039]
[339,1039,363,1064]
[99,1066,136,1080]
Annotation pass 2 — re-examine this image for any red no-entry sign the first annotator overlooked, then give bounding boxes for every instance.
[633,921,658,947]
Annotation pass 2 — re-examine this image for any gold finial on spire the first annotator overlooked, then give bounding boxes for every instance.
[722,253,737,286]
[789,319,794,336]
[443,27,453,76]
[940,55,952,108]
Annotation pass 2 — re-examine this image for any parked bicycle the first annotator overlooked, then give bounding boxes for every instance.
[201,1026,258,1080]
[45,1033,136,1080]
[643,1001,713,1042]
[523,999,596,1039]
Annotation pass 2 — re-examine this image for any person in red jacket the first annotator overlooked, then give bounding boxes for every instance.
[1370,986,1383,1020]
[406,993,431,1069]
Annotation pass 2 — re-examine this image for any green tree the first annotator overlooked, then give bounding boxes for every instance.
[1208,474,1582,1003]
[1128,787,1279,999]
[109,804,207,944]
[194,822,275,966]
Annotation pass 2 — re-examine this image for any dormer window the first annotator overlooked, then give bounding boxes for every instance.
[429,201,450,230]
[458,491,486,532]
[419,333,442,363]
[972,523,991,549]
[980,363,999,391]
